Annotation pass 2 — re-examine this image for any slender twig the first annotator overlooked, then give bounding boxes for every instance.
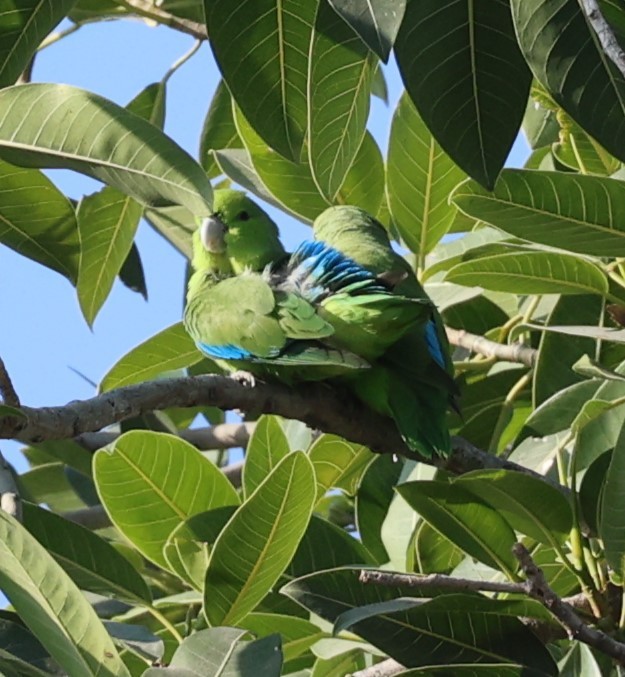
[350,659,405,677]
[513,543,625,665]
[115,0,207,39]
[0,374,567,491]
[75,422,254,452]
[162,39,203,84]
[0,358,20,407]
[446,327,537,367]
[580,0,625,79]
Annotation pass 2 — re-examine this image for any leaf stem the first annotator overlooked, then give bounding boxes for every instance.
[162,39,203,84]
[146,603,183,643]
[38,22,84,50]
[487,371,532,454]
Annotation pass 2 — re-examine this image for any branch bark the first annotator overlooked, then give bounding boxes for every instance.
[0,374,563,490]
[580,0,625,80]
[446,327,536,367]
[0,358,20,407]
[350,659,404,677]
[116,0,207,39]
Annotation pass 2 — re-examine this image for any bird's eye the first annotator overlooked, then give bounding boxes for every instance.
[238,211,250,221]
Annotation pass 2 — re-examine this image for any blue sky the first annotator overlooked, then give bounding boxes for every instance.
[1,17,529,472]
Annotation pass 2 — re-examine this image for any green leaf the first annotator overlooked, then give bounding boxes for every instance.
[414,522,464,574]
[337,131,384,215]
[387,92,468,259]
[452,170,625,256]
[204,451,315,626]
[237,613,325,662]
[0,159,78,280]
[204,0,316,161]
[199,80,242,178]
[126,81,166,129]
[600,422,625,573]
[0,404,26,419]
[571,399,625,434]
[94,430,240,568]
[100,322,203,391]
[289,514,374,577]
[243,415,291,498]
[282,569,556,673]
[580,451,611,535]
[144,205,196,259]
[446,251,608,296]
[455,470,572,546]
[327,0,405,62]
[371,61,388,102]
[309,0,373,201]
[19,463,86,513]
[396,480,518,577]
[76,186,143,326]
[574,354,625,382]
[0,83,212,214]
[526,323,625,343]
[395,0,531,189]
[511,0,625,168]
[559,643,602,677]
[308,434,373,503]
[355,454,403,564]
[0,1,76,88]
[522,98,559,150]
[22,502,151,604]
[0,510,129,677]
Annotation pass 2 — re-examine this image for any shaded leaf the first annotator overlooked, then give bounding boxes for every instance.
[600,422,625,573]
[395,0,531,188]
[118,242,148,299]
[144,205,195,259]
[0,83,212,214]
[204,0,316,161]
[243,415,291,498]
[199,80,242,178]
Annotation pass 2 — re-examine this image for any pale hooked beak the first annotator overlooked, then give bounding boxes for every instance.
[200,215,227,253]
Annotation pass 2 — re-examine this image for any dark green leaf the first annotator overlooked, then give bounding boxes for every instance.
[118,242,148,299]
[395,0,531,188]
[199,80,242,178]
[600,422,625,573]
[414,522,464,575]
[580,451,611,535]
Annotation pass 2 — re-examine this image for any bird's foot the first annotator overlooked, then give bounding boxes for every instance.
[231,370,256,388]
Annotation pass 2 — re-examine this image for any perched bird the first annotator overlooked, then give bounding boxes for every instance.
[313,206,458,458]
[184,190,432,384]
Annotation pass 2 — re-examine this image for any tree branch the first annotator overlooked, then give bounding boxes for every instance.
[580,0,625,80]
[74,422,254,452]
[0,449,21,521]
[350,659,404,677]
[513,543,625,665]
[115,0,207,39]
[0,374,564,488]
[446,327,536,367]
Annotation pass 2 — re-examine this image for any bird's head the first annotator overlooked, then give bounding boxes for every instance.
[195,189,286,274]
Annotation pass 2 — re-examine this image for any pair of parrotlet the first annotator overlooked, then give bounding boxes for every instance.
[184,190,456,459]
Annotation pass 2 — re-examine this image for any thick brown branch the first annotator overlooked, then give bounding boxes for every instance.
[350,659,404,677]
[446,327,536,367]
[0,374,563,488]
[75,422,254,452]
[513,543,625,665]
[116,0,207,39]
[580,0,625,79]
[0,449,20,521]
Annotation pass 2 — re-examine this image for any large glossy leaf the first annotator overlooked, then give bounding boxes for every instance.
[76,186,143,326]
[308,0,373,201]
[337,131,384,216]
[145,627,282,677]
[204,452,315,626]
[600,422,625,573]
[453,170,625,256]
[144,205,196,259]
[204,0,316,161]
[511,0,625,167]
[282,569,556,673]
[22,502,151,605]
[308,434,374,502]
[414,521,464,574]
[446,251,608,296]
[395,0,531,188]
[94,431,240,567]
[456,470,572,546]
[199,80,242,178]
[0,1,76,88]
[387,92,468,260]
[327,0,406,62]
[237,613,324,661]
[0,510,129,677]
[243,415,291,497]
[533,295,603,405]
[100,322,203,391]
[397,480,518,577]
[0,159,79,280]
[0,84,212,214]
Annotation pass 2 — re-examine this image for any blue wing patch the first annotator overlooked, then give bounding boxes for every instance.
[424,320,446,369]
[197,342,252,360]
[287,240,386,302]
